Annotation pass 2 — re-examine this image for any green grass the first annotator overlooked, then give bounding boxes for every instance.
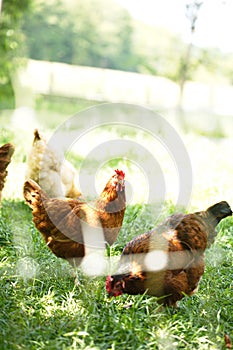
[0,200,232,350]
[0,98,233,349]
[35,95,102,130]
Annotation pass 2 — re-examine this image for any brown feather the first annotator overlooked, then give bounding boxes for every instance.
[0,143,15,204]
[23,171,126,267]
[107,201,232,306]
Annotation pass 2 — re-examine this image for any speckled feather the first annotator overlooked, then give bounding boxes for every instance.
[108,201,232,306]
[23,171,126,265]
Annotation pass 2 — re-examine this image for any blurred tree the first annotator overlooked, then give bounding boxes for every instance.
[174,0,204,132]
[21,0,75,64]
[12,0,233,111]
[178,0,203,106]
[22,0,140,71]
[133,22,186,80]
[0,0,32,109]
[132,8,233,87]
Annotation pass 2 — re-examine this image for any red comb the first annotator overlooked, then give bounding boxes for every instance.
[106,275,113,293]
[115,169,125,178]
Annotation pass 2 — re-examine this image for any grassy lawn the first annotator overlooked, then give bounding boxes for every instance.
[0,199,232,349]
[0,97,233,349]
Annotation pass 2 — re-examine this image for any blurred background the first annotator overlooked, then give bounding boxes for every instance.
[0,0,233,209]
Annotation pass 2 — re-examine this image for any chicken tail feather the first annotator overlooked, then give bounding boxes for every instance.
[23,179,48,208]
[33,129,42,142]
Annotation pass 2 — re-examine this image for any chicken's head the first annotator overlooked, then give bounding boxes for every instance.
[106,275,125,297]
[111,169,125,192]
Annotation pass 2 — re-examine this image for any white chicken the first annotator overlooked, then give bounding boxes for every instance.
[26,129,81,198]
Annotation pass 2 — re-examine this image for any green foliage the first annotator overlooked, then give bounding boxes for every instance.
[19,0,233,87]
[35,95,101,123]
[1,0,233,110]
[21,0,75,64]
[0,0,31,109]
[21,0,139,72]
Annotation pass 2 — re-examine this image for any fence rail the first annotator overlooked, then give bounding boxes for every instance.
[14,59,233,115]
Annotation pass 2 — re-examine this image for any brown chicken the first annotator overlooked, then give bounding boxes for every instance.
[23,169,126,266]
[26,129,81,198]
[0,143,15,205]
[106,201,232,306]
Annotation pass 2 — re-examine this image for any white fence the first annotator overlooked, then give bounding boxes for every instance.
[15,59,233,115]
